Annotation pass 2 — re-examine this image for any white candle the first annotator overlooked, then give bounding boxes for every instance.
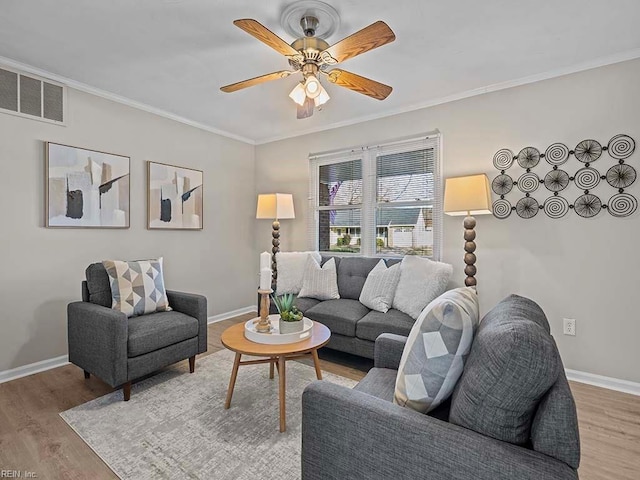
[259,268,272,290]
[260,251,271,270]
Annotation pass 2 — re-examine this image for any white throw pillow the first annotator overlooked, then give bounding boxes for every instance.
[392,256,453,319]
[359,260,401,313]
[394,287,479,413]
[298,257,340,301]
[276,251,322,295]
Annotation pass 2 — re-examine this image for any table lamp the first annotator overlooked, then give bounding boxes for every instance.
[256,193,295,286]
[444,174,492,287]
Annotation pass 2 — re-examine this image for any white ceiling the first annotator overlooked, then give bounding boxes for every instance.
[1,0,639,144]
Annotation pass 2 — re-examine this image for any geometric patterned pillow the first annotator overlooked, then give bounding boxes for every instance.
[102,257,171,318]
[394,287,479,414]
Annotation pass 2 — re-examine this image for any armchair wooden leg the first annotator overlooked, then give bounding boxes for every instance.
[84,370,90,379]
[123,381,131,401]
[189,355,195,373]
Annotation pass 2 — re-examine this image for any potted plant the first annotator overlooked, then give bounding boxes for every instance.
[271,293,304,334]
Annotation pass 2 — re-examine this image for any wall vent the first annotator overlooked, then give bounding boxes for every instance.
[0,66,65,124]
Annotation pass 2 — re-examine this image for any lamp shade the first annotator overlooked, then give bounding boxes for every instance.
[256,193,295,220]
[443,174,492,216]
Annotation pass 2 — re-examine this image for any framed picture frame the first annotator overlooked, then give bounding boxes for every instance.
[147,161,203,230]
[45,142,130,228]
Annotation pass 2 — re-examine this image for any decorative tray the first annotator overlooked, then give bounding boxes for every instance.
[244,315,313,345]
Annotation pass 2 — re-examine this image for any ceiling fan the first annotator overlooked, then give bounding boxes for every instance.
[220,8,396,119]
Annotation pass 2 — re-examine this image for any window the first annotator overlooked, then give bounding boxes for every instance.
[308,135,442,259]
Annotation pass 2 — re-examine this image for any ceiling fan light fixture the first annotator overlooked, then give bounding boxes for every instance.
[304,74,321,98]
[289,82,307,106]
[314,84,330,107]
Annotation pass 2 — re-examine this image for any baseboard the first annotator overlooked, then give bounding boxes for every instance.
[565,369,640,396]
[207,305,256,324]
[0,355,69,384]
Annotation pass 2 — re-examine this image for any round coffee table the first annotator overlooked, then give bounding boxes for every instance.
[221,319,331,432]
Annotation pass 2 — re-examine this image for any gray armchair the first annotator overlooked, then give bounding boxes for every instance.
[302,296,580,480]
[68,263,207,401]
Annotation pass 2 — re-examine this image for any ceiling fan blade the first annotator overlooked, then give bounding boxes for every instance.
[320,21,395,65]
[233,19,299,57]
[297,97,315,119]
[326,69,392,100]
[220,70,295,93]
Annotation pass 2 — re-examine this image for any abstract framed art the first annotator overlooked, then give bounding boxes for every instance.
[147,161,203,230]
[45,142,130,228]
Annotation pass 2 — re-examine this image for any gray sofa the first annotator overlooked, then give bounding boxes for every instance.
[67,263,208,401]
[302,294,580,480]
[273,255,408,359]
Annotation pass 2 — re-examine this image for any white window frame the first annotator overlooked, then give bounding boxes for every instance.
[308,133,443,260]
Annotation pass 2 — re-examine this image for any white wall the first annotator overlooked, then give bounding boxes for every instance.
[255,58,640,383]
[0,88,256,372]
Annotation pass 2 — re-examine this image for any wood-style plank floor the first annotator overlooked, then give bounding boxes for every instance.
[0,314,638,479]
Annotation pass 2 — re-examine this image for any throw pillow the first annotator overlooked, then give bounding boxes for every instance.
[394,287,479,414]
[102,257,171,318]
[359,260,401,313]
[392,255,453,319]
[298,256,340,301]
[275,251,322,295]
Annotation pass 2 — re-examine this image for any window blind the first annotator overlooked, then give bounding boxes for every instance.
[308,134,442,259]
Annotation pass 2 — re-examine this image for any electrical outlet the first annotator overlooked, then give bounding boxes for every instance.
[563,318,576,336]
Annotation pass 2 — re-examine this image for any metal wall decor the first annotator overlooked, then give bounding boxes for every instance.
[491,134,637,220]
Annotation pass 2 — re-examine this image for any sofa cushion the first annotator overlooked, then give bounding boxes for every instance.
[305,299,370,337]
[354,367,397,402]
[127,311,199,357]
[294,297,321,313]
[298,257,340,300]
[335,257,381,300]
[359,260,401,313]
[531,370,581,469]
[392,255,453,319]
[356,309,415,342]
[85,263,113,308]
[394,287,479,414]
[449,294,562,446]
[276,251,322,295]
[102,258,171,318]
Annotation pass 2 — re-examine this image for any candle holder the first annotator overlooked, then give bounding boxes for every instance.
[256,288,273,333]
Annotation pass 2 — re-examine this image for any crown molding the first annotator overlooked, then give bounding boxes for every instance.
[254,48,640,145]
[0,55,255,145]
[3,48,640,147]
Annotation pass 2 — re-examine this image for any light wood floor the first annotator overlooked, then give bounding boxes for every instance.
[0,314,638,479]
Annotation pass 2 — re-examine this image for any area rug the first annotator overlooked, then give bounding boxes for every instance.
[60,349,357,480]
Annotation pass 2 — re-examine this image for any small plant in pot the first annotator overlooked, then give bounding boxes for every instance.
[271,293,304,334]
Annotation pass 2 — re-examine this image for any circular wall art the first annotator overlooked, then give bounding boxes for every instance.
[543,196,570,219]
[517,172,540,193]
[492,174,513,195]
[516,197,539,219]
[517,147,540,169]
[607,134,635,160]
[574,139,602,163]
[606,163,636,189]
[492,199,512,219]
[544,143,570,166]
[574,193,602,218]
[493,148,514,170]
[574,167,601,190]
[607,193,638,217]
[544,169,570,192]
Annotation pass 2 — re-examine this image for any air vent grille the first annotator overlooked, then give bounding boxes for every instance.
[0,66,65,124]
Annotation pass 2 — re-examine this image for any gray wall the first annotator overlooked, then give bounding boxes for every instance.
[255,59,640,383]
[0,88,256,372]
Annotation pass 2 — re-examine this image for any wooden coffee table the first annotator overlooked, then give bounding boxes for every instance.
[221,320,331,432]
